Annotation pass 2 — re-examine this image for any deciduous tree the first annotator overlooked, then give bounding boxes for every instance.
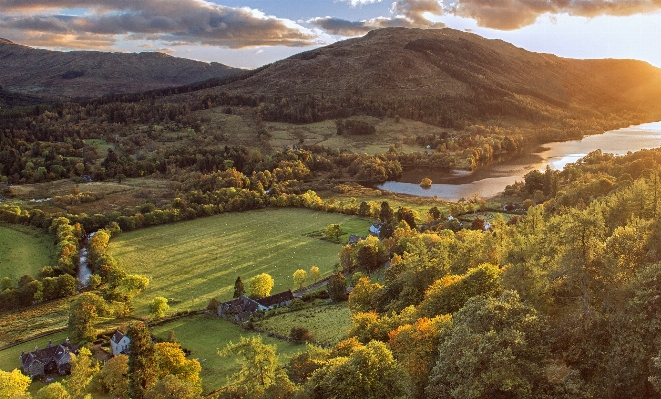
[249,273,274,299]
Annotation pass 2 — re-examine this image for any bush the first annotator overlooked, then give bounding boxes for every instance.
[290,298,305,311]
[290,326,314,342]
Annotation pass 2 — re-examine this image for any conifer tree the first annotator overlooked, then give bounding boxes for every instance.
[233,276,245,298]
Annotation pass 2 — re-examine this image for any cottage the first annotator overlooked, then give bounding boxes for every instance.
[110,329,130,356]
[256,290,295,310]
[369,223,383,236]
[20,339,77,379]
[218,295,264,322]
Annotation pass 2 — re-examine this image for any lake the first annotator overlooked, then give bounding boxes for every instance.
[377,121,661,201]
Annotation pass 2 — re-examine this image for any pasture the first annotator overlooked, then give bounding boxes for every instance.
[256,302,352,346]
[151,314,302,394]
[0,223,55,281]
[109,208,372,316]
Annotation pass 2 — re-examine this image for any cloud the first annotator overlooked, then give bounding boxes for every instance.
[310,0,445,36]
[0,0,316,49]
[446,0,661,30]
[339,0,384,6]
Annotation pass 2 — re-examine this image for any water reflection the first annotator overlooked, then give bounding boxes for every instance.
[377,121,661,201]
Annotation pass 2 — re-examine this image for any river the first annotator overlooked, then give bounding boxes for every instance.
[77,232,94,287]
[376,121,661,201]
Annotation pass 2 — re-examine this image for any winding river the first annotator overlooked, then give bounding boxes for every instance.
[377,121,661,201]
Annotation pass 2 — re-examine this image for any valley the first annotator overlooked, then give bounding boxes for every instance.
[2,26,661,399]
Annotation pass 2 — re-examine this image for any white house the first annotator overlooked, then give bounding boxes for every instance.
[110,329,130,356]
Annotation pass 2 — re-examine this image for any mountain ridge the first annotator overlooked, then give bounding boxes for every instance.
[0,39,242,101]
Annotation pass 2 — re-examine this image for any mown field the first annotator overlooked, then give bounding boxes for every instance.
[151,313,302,394]
[109,208,372,316]
[0,223,55,281]
[256,302,352,346]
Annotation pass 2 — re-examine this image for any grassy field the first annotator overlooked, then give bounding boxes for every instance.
[151,313,302,394]
[0,223,56,281]
[255,302,352,346]
[109,208,372,316]
[0,298,71,347]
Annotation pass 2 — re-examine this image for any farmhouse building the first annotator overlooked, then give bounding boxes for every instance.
[20,339,77,379]
[110,329,130,356]
[218,295,263,322]
[257,290,295,310]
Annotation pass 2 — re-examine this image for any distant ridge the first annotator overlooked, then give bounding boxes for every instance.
[212,27,661,128]
[0,40,243,101]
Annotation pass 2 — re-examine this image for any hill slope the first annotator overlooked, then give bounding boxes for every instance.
[0,39,242,101]
[214,28,661,128]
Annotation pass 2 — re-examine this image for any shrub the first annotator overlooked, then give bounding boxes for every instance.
[290,326,314,342]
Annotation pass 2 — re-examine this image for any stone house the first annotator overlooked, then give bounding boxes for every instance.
[20,339,77,379]
[256,290,295,310]
[218,295,264,322]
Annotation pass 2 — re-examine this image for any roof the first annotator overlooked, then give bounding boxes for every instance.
[111,329,126,344]
[348,234,366,244]
[219,295,261,320]
[21,341,77,369]
[257,290,295,307]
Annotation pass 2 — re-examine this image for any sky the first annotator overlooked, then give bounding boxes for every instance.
[1,0,661,69]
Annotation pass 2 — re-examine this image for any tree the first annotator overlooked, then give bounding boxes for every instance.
[153,342,202,392]
[310,266,321,282]
[306,340,409,399]
[324,224,343,243]
[65,347,99,399]
[149,297,169,319]
[249,273,274,299]
[426,291,552,399]
[145,375,202,399]
[327,273,347,302]
[0,369,31,398]
[34,382,71,399]
[290,326,314,342]
[95,354,128,398]
[127,322,157,399]
[348,277,383,314]
[219,336,278,397]
[293,269,308,290]
[380,201,394,223]
[233,276,245,298]
[420,177,432,188]
[68,293,107,344]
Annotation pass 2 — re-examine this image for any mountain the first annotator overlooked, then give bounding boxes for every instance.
[0,39,242,102]
[213,28,661,129]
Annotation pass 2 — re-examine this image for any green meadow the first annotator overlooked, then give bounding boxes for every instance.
[0,223,55,282]
[151,313,302,394]
[109,208,372,316]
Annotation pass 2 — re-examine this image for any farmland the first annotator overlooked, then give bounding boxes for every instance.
[151,313,302,394]
[0,223,55,282]
[109,208,372,316]
[255,302,352,346]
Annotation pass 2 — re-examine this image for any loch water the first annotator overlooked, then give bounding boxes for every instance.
[377,121,661,201]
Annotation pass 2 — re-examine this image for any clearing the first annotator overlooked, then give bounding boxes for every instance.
[0,223,56,281]
[109,208,372,316]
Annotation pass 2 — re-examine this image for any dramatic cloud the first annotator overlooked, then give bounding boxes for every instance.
[445,0,661,30]
[0,0,316,49]
[310,0,445,36]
